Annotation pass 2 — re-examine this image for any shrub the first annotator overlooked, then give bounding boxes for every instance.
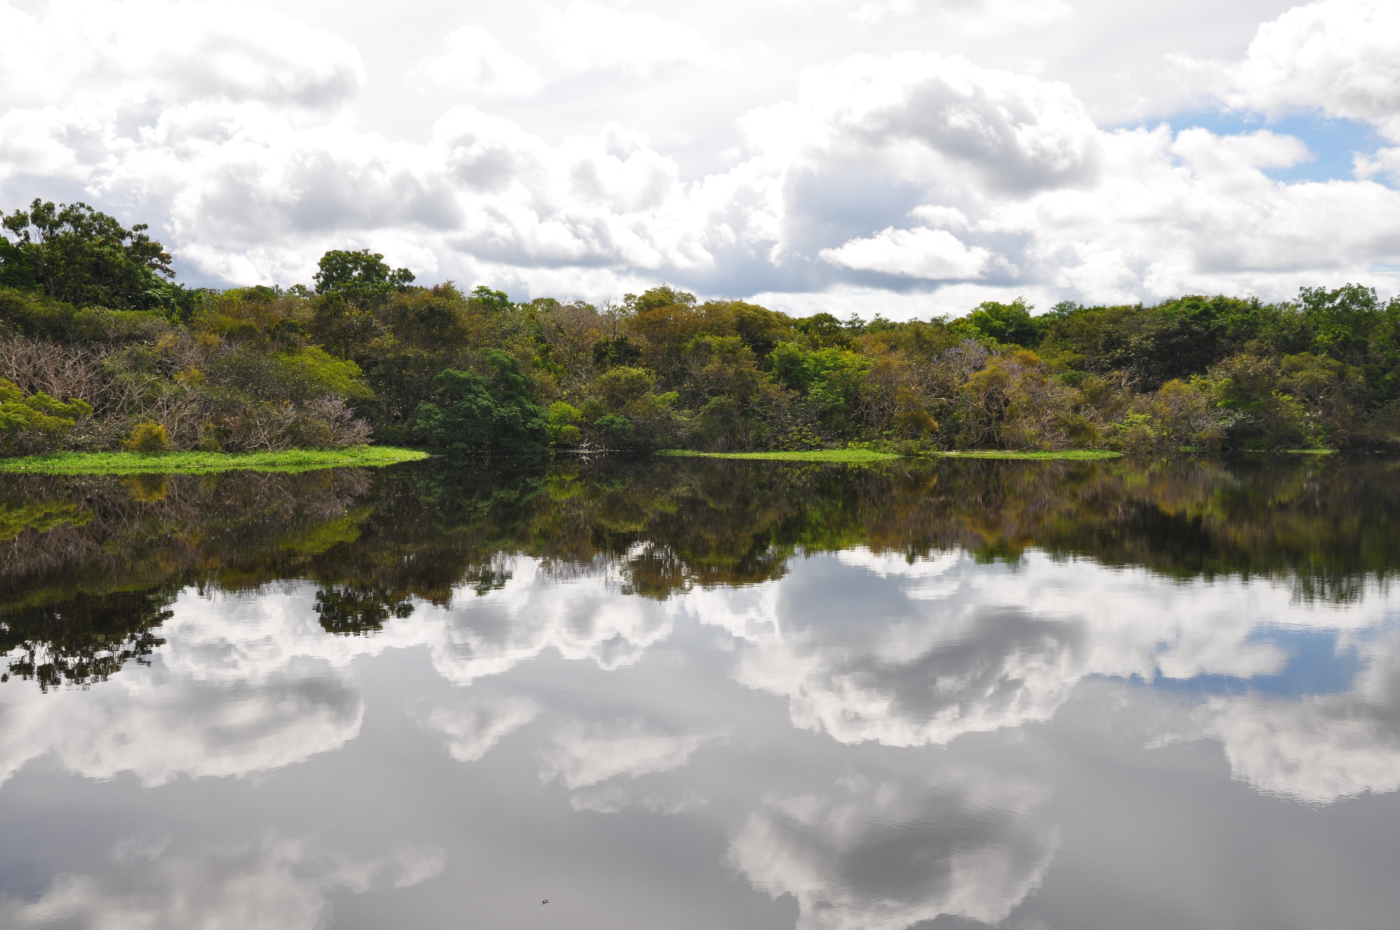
[547,402,583,446]
[594,414,635,446]
[124,421,170,455]
[0,377,89,437]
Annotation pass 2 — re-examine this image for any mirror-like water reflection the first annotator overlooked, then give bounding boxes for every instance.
[2,456,1399,929]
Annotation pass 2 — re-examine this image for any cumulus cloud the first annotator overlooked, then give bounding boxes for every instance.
[820,226,993,279]
[0,0,363,112]
[682,549,1393,748]
[0,836,443,929]
[985,125,1400,303]
[1224,0,1400,139]
[538,717,714,790]
[1199,631,1400,803]
[0,587,396,786]
[425,558,678,685]
[2,0,1399,312]
[728,773,1056,930]
[407,25,544,97]
[741,52,1102,194]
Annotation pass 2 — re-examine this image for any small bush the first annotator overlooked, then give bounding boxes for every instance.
[124,422,171,455]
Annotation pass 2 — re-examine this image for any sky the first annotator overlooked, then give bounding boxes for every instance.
[1,0,1398,318]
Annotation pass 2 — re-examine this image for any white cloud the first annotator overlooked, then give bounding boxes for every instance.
[682,549,1394,748]
[0,0,363,112]
[0,589,393,786]
[985,125,1400,304]
[2,0,1399,311]
[538,717,713,789]
[820,226,993,279]
[0,836,443,930]
[728,773,1056,930]
[418,695,539,762]
[424,557,678,685]
[407,25,544,97]
[1224,0,1400,139]
[740,52,1102,194]
[539,1,716,76]
[1200,631,1400,803]
[1355,147,1400,184]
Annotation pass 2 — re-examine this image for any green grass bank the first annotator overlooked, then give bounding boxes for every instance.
[0,446,429,475]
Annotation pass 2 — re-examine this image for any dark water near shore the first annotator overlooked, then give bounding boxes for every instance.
[3,455,1400,929]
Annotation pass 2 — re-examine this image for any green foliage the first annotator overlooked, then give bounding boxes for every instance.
[592,334,643,369]
[0,200,175,310]
[547,401,584,446]
[470,285,513,312]
[276,346,372,400]
[0,447,424,474]
[596,366,655,408]
[313,249,414,299]
[123,422,171,455]
[412,350,548,456]
[4,195,1399,460]
[0,378,89,436]
[594,413,636,443]
[954,299,1046,347]
[770,342,870,434]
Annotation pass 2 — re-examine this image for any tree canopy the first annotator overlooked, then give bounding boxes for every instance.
[0,199,176,310]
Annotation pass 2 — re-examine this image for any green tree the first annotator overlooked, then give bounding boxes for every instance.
[470,285,513,312]
[955,299,1045,347]
[412,349,548,456]
[313,249,415,299]
[0,199,175,309]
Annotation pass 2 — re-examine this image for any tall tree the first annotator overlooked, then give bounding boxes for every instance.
[0,199,175,308]
[313,249,415,300]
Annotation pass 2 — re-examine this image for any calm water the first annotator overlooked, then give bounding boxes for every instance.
[3,456,1400,929]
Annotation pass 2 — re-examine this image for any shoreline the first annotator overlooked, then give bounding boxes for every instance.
[658,448,1126,463]
[0,446,429,475]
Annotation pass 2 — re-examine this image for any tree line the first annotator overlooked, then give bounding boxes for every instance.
[3,197,1399,456]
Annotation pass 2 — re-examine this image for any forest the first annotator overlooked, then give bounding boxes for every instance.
[3,197,1400,457]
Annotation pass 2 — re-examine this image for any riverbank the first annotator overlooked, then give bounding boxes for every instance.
[659,448,1125,463]
[0,446,429,474]
[933,450,1122,460]
[659,449,901,463]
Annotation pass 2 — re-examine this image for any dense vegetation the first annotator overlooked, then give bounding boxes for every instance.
[4,198,1400,457]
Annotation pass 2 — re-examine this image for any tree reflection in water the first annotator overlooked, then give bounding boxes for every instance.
[3,454,1399,689]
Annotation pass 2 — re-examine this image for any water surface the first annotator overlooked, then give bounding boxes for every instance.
[3,456,1400,929]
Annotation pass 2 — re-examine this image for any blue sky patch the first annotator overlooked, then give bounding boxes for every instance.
[1127,111,1388,186]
